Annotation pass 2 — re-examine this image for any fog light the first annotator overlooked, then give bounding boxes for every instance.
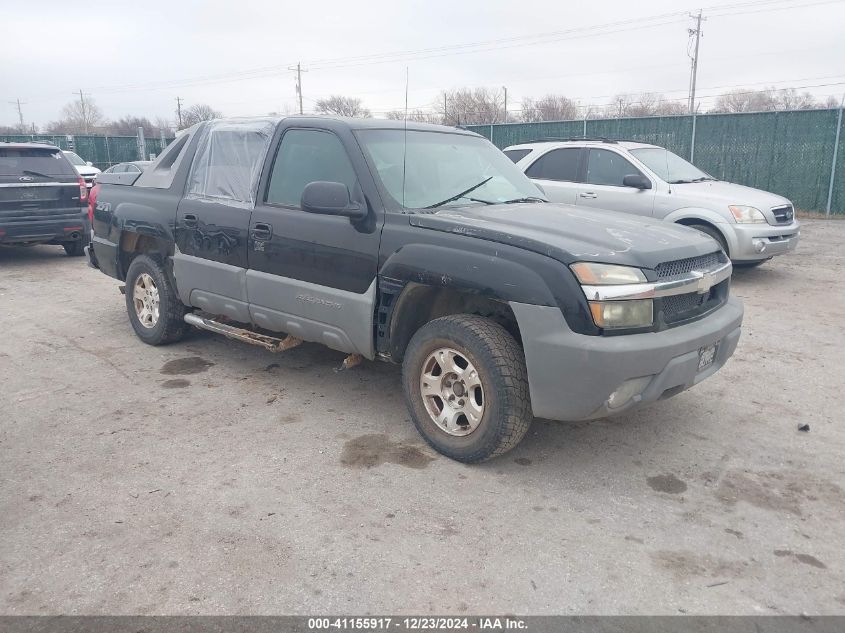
[753,239,766,253]
[607,376,653,409]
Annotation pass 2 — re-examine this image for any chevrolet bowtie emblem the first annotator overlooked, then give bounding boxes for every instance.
[691,270,714,294]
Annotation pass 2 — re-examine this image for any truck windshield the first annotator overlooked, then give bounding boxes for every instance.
[356,129,545,210]
[630,147,714,184]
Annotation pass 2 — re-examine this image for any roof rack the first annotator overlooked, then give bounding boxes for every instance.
[518,136,618,144]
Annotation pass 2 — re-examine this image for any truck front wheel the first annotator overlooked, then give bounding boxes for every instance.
[402,314,533,463]
[124,255,188,345]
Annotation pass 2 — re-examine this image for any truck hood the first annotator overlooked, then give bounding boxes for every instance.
[410,203,720,270]
[670,179,791,210]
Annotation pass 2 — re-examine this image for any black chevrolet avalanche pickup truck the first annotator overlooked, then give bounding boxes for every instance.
[88,116,743,462]
[0,142,89,255]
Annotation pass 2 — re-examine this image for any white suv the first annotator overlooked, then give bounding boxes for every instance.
[504,139,800,267]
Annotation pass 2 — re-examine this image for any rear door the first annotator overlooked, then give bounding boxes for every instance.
[246,123,382,357]
[575,148,655,216]
[523,147,583,205]
[0,146,82,227]
[173,119,276,322]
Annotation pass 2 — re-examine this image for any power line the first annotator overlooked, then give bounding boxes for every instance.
[24,0,839,103]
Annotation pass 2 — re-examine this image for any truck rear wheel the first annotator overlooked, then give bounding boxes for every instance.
[402,314,532,463]
[124,255,188,345]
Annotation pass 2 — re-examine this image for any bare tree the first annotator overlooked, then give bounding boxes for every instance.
[711,88,777,113]
[438,87,507,125]
[154,116,175,135]
[521,95,579,122]
[385,109,439,123]
[45,98,106,134]
[314,96,371,118]
[601,93,685,118]
[105,116,157,137]
[181,104,222,128]
[776,88,819,111]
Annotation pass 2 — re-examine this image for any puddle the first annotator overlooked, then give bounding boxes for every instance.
[161,357,214,375]
[340,434,435,470]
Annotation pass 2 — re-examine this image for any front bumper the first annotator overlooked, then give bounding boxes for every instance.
[727,220,800,262]
[510,297,743,421]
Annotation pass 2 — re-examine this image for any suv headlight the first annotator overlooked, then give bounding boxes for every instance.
[729,205,766,224]
[570,262,647,285]
[571,262,653,329]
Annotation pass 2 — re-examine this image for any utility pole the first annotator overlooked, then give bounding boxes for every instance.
[502,86,507,123]
[288,63,306,114]
[687,11,705,114]
[297,63,303,115]
[9,98,25,130]
[76,89,90,134]
[176,96,184,129]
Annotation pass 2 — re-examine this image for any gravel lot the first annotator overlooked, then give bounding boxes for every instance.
[1,219,843,615]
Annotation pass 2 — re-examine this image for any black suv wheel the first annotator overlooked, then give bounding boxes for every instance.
[124,255,189,345]
[402,314,533,463]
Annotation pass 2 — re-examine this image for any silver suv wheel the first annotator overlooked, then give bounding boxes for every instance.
[419,347,484,436]
[132,273,160,329]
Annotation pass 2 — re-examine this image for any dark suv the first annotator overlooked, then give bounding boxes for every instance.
[0,142,90,256]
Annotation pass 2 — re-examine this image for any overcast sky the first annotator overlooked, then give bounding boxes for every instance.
[3,0,844,128]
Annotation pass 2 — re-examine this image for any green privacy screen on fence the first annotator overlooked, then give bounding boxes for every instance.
[0,134,176,171]
[468,108,845,214]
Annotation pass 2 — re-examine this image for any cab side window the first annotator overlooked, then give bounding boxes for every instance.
[584,149,643,187]
[185,119,276,207]
[266,129,359,208]
[524,148,581,182]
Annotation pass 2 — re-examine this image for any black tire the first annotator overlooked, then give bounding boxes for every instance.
[688,223,729,256]
[124,254,189,345]
[733,259,771,269]
[63,240,86,256]
[402,314,532,463]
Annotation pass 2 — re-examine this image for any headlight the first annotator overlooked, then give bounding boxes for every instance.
[729,205,766,224]
[589,299,653,329]
[571,262,647,285]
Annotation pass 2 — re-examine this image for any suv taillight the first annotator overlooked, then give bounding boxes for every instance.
[88,183,99,223]
[78,176,88,203]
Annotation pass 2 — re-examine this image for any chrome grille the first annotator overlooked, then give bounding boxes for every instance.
[771,204,794,224]
[655,251,724,279]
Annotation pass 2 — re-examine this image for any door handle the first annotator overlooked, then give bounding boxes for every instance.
[579,192,598,199]
[183,213,198,226]
[251,222,273,239]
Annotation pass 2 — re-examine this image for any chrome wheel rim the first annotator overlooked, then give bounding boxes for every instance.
[419,347,484,436]
[133,273,160,329]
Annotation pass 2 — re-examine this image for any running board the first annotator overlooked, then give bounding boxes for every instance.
[184,313,302,353]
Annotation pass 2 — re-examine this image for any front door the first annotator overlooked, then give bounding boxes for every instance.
[246,125,382,357]
[575,148,655,216]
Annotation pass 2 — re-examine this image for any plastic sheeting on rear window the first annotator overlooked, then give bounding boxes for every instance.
[185,118,277,208]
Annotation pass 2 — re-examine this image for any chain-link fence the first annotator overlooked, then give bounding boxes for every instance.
[0,133,176,171]
[468,108,845,214]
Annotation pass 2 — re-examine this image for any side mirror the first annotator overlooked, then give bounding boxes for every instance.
[623,174,652,190]
[86,161,94,167]
[301,181,366,219]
